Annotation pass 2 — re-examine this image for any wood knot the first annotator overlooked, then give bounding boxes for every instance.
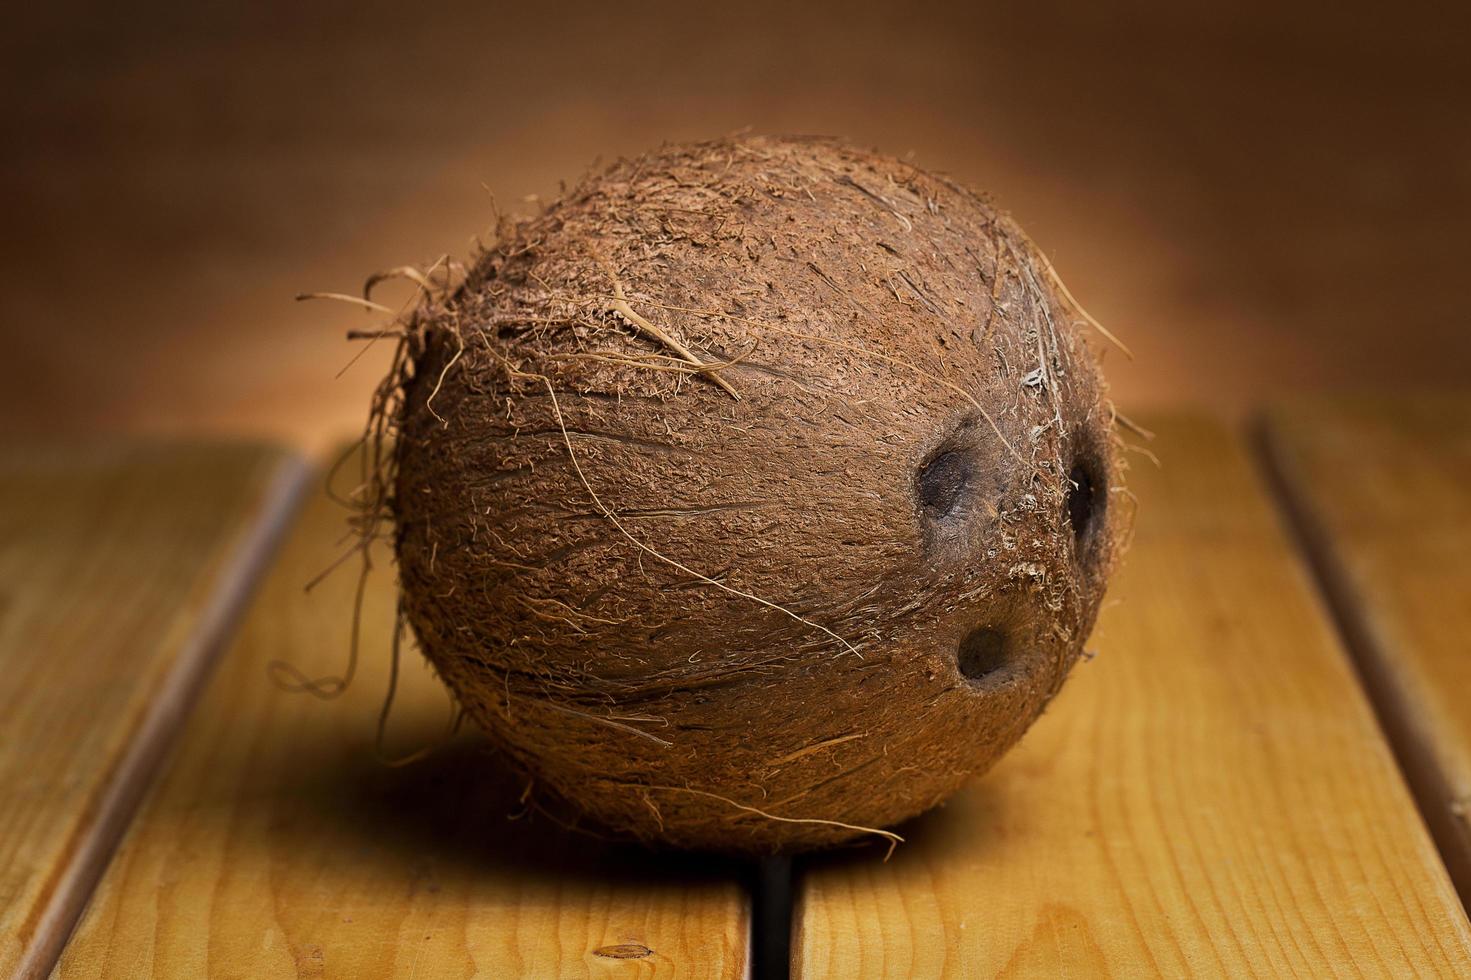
[593,943,654,960]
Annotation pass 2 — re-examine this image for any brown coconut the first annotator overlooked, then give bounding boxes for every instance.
[376,135,1124,853]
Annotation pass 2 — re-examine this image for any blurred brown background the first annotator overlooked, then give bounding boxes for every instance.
[3,0,1467,451]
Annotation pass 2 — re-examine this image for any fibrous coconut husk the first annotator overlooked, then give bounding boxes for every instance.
[367,135,1125,853]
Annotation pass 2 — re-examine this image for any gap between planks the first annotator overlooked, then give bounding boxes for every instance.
[1255,415,1471,910]
[53,447,753,980]
[788,416,1470,977]
[42,414,1464,978]
[13,454,310,980]
[751,857,794,980]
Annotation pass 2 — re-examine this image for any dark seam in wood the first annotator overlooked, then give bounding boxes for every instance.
[14,453,312,980]
[1253,417,1471,914]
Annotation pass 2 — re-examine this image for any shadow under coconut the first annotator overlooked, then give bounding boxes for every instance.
[283,729,748,890]
[795,778,1012,877]
[194,661,1010,977]
[294,725,1013,884]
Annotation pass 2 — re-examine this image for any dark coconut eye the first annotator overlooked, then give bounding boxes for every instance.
[917,451,970,519]
[957,626,1010,683]
[1066,461,1102,543]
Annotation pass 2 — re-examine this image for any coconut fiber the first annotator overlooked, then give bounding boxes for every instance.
[375,135,1124,853]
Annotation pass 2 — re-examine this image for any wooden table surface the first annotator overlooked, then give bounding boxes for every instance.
[53,451,750,980]
[0,445,304,980]
[2,401,1468,978]
[794,415,1470,977]
[1263,398,1471,906]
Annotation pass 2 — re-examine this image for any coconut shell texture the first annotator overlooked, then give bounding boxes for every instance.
[386,136,1123,853]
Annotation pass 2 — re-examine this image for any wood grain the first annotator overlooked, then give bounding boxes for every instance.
[1262,396,1471,902]
[0,443,306,980]
[792,416,1471,978]
[55,455,750,980]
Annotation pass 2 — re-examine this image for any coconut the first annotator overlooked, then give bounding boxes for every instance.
[375,135,1124,853]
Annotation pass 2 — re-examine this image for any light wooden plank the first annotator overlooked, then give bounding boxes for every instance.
[792,416,1471,978]
[0,443,307,980]
[55,454,750,980]
[1263,395,1471,901]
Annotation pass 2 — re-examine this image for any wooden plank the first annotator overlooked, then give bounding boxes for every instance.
[55,454,750,980]
[791,416,1471,978]
[1262,395,1471,901]
[0,443,306,980]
